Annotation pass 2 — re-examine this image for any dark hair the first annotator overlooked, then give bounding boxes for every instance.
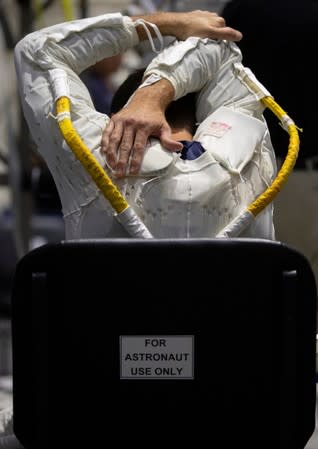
[111,68,197,135]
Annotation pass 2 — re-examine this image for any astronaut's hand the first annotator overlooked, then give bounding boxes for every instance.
[133,10,243,43]
[171,10,243,42]
[101,79,183,178]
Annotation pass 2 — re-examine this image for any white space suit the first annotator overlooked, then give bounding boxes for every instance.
[14,13,277,239]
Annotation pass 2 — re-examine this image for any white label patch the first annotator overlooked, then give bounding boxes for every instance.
[120,335,194,379]
[207,121,232,138]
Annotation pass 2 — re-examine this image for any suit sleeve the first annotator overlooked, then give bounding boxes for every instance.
[143,37,223,101]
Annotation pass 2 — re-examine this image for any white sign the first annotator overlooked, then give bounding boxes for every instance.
[120,335,194,379]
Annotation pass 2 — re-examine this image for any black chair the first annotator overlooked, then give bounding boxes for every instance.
[10,238,317,449]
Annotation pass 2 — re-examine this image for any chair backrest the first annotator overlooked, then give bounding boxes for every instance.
[11,238,317,449]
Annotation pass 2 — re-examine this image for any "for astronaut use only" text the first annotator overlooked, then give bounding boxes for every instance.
[120,336,194,379]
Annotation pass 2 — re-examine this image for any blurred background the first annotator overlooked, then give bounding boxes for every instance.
[0,1,317,446]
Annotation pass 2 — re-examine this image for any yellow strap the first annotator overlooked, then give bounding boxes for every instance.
[247,96,300,217]
[56,96,129,214]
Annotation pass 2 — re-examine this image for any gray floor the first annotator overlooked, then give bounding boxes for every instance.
[306,389,318,449]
